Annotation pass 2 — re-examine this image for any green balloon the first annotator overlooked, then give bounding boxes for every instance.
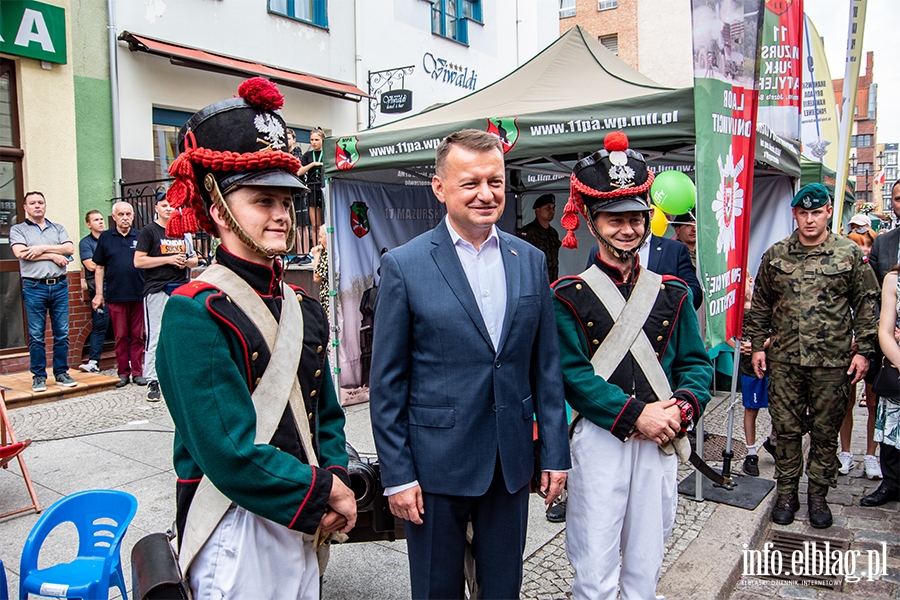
[651,170,696,215]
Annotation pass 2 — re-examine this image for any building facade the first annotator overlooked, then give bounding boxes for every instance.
[834,52,878,209]
[878,142,898,214]
[1,0,94,372]
[1,0,558,373]
[558,0,692,88]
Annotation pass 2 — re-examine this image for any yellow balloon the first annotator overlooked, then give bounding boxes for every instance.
[650,207,669,236]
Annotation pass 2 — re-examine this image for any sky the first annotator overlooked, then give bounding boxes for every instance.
[804,1,900,145]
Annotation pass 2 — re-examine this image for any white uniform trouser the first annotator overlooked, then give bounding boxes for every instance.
[142,291,168,381]
[567,419,678,600]
[189,505,319,600]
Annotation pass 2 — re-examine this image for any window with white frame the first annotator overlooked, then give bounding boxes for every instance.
[560,0,576,18]
[598,0,618,10]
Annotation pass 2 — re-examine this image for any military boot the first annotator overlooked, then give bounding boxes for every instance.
[771,492,800,525]
[808,492,833,528]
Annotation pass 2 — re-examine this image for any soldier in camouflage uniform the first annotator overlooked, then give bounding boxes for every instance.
[746,183,878,529]
[519,193,561,281]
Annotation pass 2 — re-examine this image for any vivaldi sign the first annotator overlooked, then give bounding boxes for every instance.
[0,1,67,65]
[422,53,477,90]
[380,89,413,114]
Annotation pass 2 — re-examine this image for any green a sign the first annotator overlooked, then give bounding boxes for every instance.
[0,1,67,65]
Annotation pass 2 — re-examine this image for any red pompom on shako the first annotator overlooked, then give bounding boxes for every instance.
[603,131,629,152]
[560,131,654,249]
[237,77,285,111]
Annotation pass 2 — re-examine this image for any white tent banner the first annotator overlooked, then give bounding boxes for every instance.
[744,175,796,279]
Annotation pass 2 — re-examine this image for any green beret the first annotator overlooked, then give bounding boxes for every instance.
[791,183,831,209]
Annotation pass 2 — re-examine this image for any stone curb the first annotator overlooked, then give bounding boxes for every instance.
[657,486,777,599]
[658,430,812,599]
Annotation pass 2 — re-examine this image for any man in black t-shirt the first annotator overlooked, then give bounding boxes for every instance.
[134,194,198,400]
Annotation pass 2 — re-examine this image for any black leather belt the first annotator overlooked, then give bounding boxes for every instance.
[24,277,64,285]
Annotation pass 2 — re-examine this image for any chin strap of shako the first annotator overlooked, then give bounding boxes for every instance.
[560,172,655,253]
[164,77,301,258]
[203,173,297,259]
[587,207,652,261]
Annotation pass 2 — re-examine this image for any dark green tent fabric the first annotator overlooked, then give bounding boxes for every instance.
[324,26,798,179]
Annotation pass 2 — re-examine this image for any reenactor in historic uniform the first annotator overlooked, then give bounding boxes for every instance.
[553,132,714,599]
[746,183,878,529]
[155,78,356,599]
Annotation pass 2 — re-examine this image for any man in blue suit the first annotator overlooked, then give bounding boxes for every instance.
[585,231,703,309]
[370,129,570,599]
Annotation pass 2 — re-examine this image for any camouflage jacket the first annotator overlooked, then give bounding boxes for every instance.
[519,220,561,282]
[745,231,878,367]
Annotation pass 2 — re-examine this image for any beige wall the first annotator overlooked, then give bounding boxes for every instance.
[637,0,692,88]
[15,0,81,271]
[561,0,692,88]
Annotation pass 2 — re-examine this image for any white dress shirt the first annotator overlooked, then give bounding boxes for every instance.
[385,219,509,497]
[445,219,507,348]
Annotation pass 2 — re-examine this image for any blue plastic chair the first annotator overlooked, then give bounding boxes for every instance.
[1,557,9,600]
[19,490,137,600]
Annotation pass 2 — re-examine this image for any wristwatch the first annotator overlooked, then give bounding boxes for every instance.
[676,399,694,433]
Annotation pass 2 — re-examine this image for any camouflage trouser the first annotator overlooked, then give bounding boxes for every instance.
[767,361,851,495]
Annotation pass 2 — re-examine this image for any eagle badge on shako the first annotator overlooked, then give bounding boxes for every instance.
[608,149,636,188]
[254,113,286,151]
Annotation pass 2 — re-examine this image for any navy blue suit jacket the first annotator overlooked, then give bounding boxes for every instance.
[585,235,703,309]
[370,220,571,496]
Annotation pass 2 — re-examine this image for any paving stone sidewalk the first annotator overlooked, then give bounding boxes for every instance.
[3,379,770,599]
[521,390,759,598]
[730,390,900,600]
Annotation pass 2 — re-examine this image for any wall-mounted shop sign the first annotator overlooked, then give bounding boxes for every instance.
[0,1,67,64]
[380,89,413,114]
[422,53,477,90]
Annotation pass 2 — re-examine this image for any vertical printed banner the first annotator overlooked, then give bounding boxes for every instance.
[756,0,803,141]
[801,16,840,171]
[691,0,766,348]
[832,0,868,230]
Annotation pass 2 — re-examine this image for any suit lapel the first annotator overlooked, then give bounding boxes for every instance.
[648,235,662,271]
[430,224,494,350]
[495,234,519,356]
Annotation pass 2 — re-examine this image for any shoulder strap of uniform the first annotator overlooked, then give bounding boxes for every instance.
[171,280,218,298]
[580,266,663,383]
[179,265,313,574]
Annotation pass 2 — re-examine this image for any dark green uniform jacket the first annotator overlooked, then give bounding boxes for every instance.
[746,231,878,367]
[553,256,713,440]
[157,247,349,541]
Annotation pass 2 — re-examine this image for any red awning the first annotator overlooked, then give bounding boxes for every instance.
[119,31,368,102]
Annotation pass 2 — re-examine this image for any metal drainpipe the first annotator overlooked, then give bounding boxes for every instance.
[107,0,123,196]
[354,0,365,131]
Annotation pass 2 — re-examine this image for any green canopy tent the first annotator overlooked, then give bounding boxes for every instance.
[324,26,798,178]
[321,26,802,388]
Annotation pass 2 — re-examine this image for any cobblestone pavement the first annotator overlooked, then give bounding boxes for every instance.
[730,388,900,600]
[520,391,751,598]
[8,381,761,599]
[8,369,172,441]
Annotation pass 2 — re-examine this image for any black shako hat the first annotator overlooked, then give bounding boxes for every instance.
[165,77,306,238]
[560,131,654,248]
